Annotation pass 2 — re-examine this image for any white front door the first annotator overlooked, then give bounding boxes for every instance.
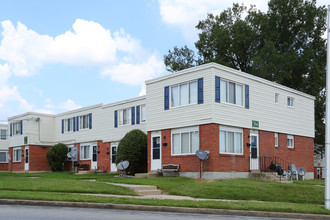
[110,145,117,172]
[91,145,97,170]
[151,135,161,171]
[250,133,259,171]
[24,146,29,171]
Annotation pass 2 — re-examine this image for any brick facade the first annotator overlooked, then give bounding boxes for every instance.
[29,145,51,171]
[148,123,314,175]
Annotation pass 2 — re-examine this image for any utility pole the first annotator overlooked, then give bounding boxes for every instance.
[325,4,330,210]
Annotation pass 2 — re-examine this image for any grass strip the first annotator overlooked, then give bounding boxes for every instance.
[0,190,329,215]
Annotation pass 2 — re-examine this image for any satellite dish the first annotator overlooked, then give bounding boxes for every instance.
[298,167,306,176]
[67,152,73,158]
[117,160,129,171]
[67,147,78,162]
[196,150,209,161]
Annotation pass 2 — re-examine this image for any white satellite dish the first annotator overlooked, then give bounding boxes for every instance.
[117,160,129,171]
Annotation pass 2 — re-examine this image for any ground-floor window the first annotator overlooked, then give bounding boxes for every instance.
[0,151,7,163]
[80,145,91,160]
[111,146,117,164]
[287,135,294,148]
[219,126,243,155]
[171,126,199,155]
[13,147,21,162]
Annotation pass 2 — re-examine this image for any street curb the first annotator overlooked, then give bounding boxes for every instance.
[0,199,329,219]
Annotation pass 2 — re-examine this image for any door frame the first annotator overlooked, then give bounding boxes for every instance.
[150,132,162,171]
[24,146,29,171]
[91,145,97,170]
[249,131,259,171]
[110,143,118,172]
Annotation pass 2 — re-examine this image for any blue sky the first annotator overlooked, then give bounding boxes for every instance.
[0,0,328,122]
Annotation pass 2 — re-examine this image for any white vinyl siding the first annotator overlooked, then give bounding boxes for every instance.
[64,118,73,133]
[119,108,131,126]
[275,133,278,147]
[0,151,7,163]
[13,147,21,162]
[220,126,243,155]
[80,145,91,160]
[171,80,197,108]
[12,122,21,136]
[79,115,89,130]
[287,135,294,148]
[220,79,243,106]
[0,130,6,140]
[171,127,199,155]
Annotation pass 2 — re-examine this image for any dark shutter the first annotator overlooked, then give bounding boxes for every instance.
[164,86,169,110]
[245,85,249,109]
[136,106,140,124]
[20,120,23,135]
[131,107,135,125]
[215,76,220,103]
[89,113,92,129]
[114,110,118,128]
[76,116,79,131]
[73,117,76,132]
[62,119,64,134]
[10,123,12,137]
[198,78,203,104]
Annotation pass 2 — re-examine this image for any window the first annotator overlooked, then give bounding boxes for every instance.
[12,122,21,135]
[275,133,278,147]
[0,151,7,163]
[80,145,90,160]
[79,115,90,130]
[172,127,199,155]
[141,105,146,123]
[119,108,131,126]
[287,135,294,148]
[220,126,243,154]
[64,118,73,132]
[220,79,243,106]
[287,97,294,107]
[13,147,21,162]
[275,93,279,103]
[0,129,6,140]
[171,81,197,108]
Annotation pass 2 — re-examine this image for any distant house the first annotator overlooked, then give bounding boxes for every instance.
[0,123,9,171]
[1,63,315,179]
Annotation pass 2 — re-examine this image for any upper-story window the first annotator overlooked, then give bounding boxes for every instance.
[275,93,279,103]
[64,118,74,132]
[119,108,131,126]
[287,97,294,107]
[79,114,90,130]
[0,130,7,140]
[171,80,197,108]
[12,122,21,136]
[220,79,243,106]
[141,105,146,123]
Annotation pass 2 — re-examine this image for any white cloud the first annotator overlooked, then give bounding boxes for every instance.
[59,99,82,111]
[0,63,11,87]
[0,86,33,111]
[101,54,164,86]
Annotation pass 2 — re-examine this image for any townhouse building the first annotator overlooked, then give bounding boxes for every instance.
[0,63,315,179]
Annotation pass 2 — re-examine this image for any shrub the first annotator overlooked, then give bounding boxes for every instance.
[115,129,147,175]
[46,143,68,171]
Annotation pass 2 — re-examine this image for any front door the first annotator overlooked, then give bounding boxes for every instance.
[91,145,97,170]
[250,133,259,171]
[24,146,29,171]
[150,135,161,171]
[111,145,117,172]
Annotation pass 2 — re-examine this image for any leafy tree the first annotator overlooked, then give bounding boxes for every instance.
[115,129,147,175]
[164,0,327,150]
[164,45,196,72]
[46,143,68,171]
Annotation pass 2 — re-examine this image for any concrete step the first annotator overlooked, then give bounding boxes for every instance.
[136,189,162,196]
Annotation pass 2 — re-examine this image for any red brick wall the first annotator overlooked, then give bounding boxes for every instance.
[8,146,24,171]
[259,130,314,172]
[147,124,314,174]
[0,163,8,171]
[97,141,111,172]
[28,145,51,171]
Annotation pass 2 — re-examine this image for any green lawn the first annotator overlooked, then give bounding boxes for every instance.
[0,172,327,215]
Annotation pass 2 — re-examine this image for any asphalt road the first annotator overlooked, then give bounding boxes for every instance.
[0,204,297,220]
